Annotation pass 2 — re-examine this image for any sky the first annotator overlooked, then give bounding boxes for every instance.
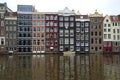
[1,0,120,15]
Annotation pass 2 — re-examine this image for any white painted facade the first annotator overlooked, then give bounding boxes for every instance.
[103,15,120,42]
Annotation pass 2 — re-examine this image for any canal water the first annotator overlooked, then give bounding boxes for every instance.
[0,54,120,80]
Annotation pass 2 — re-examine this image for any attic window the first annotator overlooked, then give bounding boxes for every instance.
[106,19,109,22]
[113,16,118,20]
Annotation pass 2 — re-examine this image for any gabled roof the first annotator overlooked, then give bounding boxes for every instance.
[89,10,103,17]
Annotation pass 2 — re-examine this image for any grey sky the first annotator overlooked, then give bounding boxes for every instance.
[1,0,120,15]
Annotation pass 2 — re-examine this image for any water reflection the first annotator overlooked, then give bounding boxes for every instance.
[0,54,120,80]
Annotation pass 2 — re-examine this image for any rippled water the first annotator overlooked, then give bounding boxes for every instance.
[0,54,120,80]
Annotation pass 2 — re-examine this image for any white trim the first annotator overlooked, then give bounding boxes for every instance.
[5,17,17,20]
[76,19,90,21]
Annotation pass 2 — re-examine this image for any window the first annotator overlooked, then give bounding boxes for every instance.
[59,22,63,27]
[41,33,44,38]
[76,22,80,27]
[10,26,12,31]
[50,21,53,26]
[76,47,80,51]
[85,22,89,27]
[65,30,69,36]
[1,13,4,18]
[108,34,111,39]
[60,46,63,51]
[76,33,80,40]
[33,27,36,31]
[81,22,84,27]
[50,28,53,32]
[42,21,45,26]
[6,21,8,24]
[41,40,44,46]
[46,22,49,26]
[81,34,84,40]
[9,33,12,39]
[85,28,88,32]
[104,24,106,27]
[59,17,63,21]
[64,22,69,28]
[108,24,111,27]
[70,38,74,44]
[85,47,89,51]
[42,16,45,20]
[113,35,116,40]
[76,28,80,32]
[6,26,8,31]
[37,27,40,31]
[54,28,57,32]
[50,15,53,20]
[37,22,40,26]
[54,23,57,26]
[99,32,101,36]
[113,29,115,33]
[37,33,40,37]
[76,41,80,46]
[91,32,93,36]
[13,34,16,39]
[60,38,63,44]
[104,29,107,32]
[70,30,74,36]
[81,42,84,46]
[99,38,102,44]
[59,30,63,36]
[37,40,40,45]
[81,28,84,33]
[70,22,74,27]
[46,16,49,20]
[95,47,98,51]
[33,21,36,26]
[104,34,107,39]
[106,19,109,22]
[95,18,98,22]
[91,38,94,44]
[95,38,97,43]
[1,21,4,26]
[70,17,74,21]
[1,38,4,45]
[85,42,88,46]
[81,47,84,52]
[115,23,117,26]
[117,29,119,33]
[64,17,69,21]
[33,33,36,37]
[65,38,69,44]
[13,26,16,31]
[70,46,74,51]
[42,27,44,32]
[13,21,16,24]
[85,34,88,40]
[117,35,120,40]
[108,29,111,32]
[95,32,97,36]
[54,16,58,20]
[33,40,36,45]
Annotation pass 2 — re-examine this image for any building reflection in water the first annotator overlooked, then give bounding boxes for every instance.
[0,54,120,80]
